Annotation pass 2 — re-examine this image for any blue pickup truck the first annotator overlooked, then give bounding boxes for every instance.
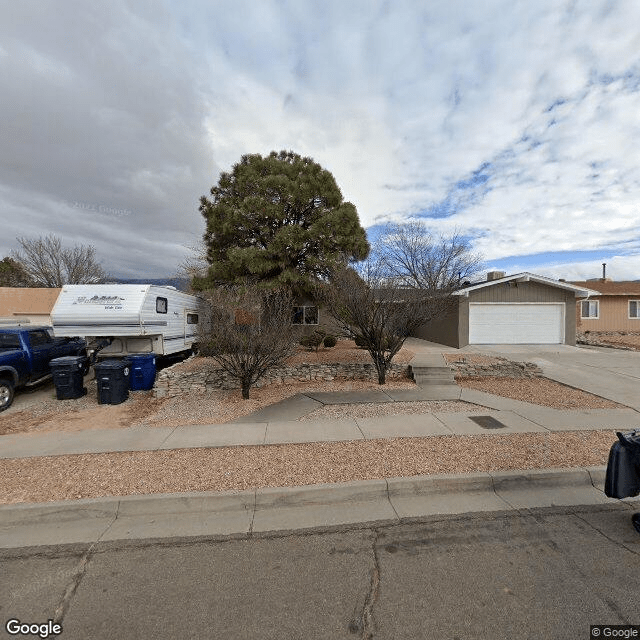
[0,326,88,411]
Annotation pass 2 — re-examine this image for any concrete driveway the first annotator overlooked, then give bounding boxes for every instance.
[459,343,640,411]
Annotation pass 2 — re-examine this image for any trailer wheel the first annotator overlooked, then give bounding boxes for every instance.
[0,379,15,412]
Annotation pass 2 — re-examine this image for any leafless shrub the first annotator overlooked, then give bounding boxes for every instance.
[198,286,298,399]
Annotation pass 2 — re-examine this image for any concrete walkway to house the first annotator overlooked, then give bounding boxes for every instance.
[1,338,639,548]
[2,386,640,460]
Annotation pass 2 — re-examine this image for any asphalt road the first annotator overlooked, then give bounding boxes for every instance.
[2,504,640,640]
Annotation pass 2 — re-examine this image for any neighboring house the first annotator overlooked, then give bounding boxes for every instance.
[0,287,61,325]
[570,280,640,332]
[412,272,598,348]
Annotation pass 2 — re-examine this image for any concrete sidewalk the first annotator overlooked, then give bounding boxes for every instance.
[2,391,640,459]
[1,467,638,549]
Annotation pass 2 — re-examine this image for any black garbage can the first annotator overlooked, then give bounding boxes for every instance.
[95,359,130,405]
[605,430,640,499]
[50,356,88,400]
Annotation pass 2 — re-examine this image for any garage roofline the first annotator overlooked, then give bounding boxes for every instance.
[454,272,600,298]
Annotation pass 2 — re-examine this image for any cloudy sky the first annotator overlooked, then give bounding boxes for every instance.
[2,0,640,281]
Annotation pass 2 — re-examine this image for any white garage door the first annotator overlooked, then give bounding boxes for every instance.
[469,303,564,344]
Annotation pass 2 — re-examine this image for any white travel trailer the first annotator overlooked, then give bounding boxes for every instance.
[51,284,207,358]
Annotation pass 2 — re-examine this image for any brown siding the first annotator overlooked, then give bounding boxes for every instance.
[412,281,583,347]
[458,297,469,347]
[412,303,460,348]
[468,281,569,303]
[576,296,640,332]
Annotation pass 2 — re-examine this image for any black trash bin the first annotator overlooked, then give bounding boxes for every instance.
[604,430,640,499]
[50,356,88,400]
[94,359,130,405]
[605,430,640,536]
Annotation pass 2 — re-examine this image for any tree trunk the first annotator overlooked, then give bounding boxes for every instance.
[241,378,251,399]
[374,355,387,385]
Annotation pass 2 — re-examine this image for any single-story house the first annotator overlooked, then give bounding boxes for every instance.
[570,280,640,332]
[0,287,61,325]
[412,272,599,347]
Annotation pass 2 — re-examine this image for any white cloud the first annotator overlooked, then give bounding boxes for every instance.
[2,0,640,278]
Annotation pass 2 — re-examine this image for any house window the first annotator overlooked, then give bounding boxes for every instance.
[186,313,199,324]
[292,305,319,325]
[581,300,599,319]
[630,301,640,319]
[156,297,168,314]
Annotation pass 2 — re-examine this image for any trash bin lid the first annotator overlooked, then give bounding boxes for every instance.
[50,355,87,367]
[127,354,156,363]
[95,359,129,370]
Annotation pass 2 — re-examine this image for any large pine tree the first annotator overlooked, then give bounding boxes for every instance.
[195,150,369,295]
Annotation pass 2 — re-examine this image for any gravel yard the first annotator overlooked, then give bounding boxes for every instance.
[298,400,484,420]
[0,430,618,504]
[456,377,622,409]
[0,345,628,505]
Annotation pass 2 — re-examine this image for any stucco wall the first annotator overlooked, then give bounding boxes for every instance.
[0,288,61,321]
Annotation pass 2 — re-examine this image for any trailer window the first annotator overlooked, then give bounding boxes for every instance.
[156,297,168,314]
[187,313,199,324]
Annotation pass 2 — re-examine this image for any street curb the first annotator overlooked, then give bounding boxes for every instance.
[3,466,638,551]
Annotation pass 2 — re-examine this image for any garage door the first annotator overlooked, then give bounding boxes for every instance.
[469,303,564,344]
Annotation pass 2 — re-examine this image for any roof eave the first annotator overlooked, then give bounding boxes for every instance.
[453,272,600,298]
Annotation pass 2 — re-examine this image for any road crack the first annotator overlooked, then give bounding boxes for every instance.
[349,529,382,638]
[52,545,95,626]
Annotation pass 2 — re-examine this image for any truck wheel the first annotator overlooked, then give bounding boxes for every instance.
[0,379,15,412]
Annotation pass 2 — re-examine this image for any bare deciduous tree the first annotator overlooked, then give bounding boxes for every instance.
[11,235,107,286]
[198,286,298,399]
[376,221,482,290]
[320,258,455,384]
[322,222,482,385]
[175,238,209,292]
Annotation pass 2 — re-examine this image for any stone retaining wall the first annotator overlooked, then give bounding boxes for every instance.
[154,359,410,397]
[577,331,640,350]
[446,358,542,379]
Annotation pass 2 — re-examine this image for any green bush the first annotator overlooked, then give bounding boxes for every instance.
[354,334,368,348]
[323,335,336,348]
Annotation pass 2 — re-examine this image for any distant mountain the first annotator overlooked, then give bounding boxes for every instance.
[105,277,191,291]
